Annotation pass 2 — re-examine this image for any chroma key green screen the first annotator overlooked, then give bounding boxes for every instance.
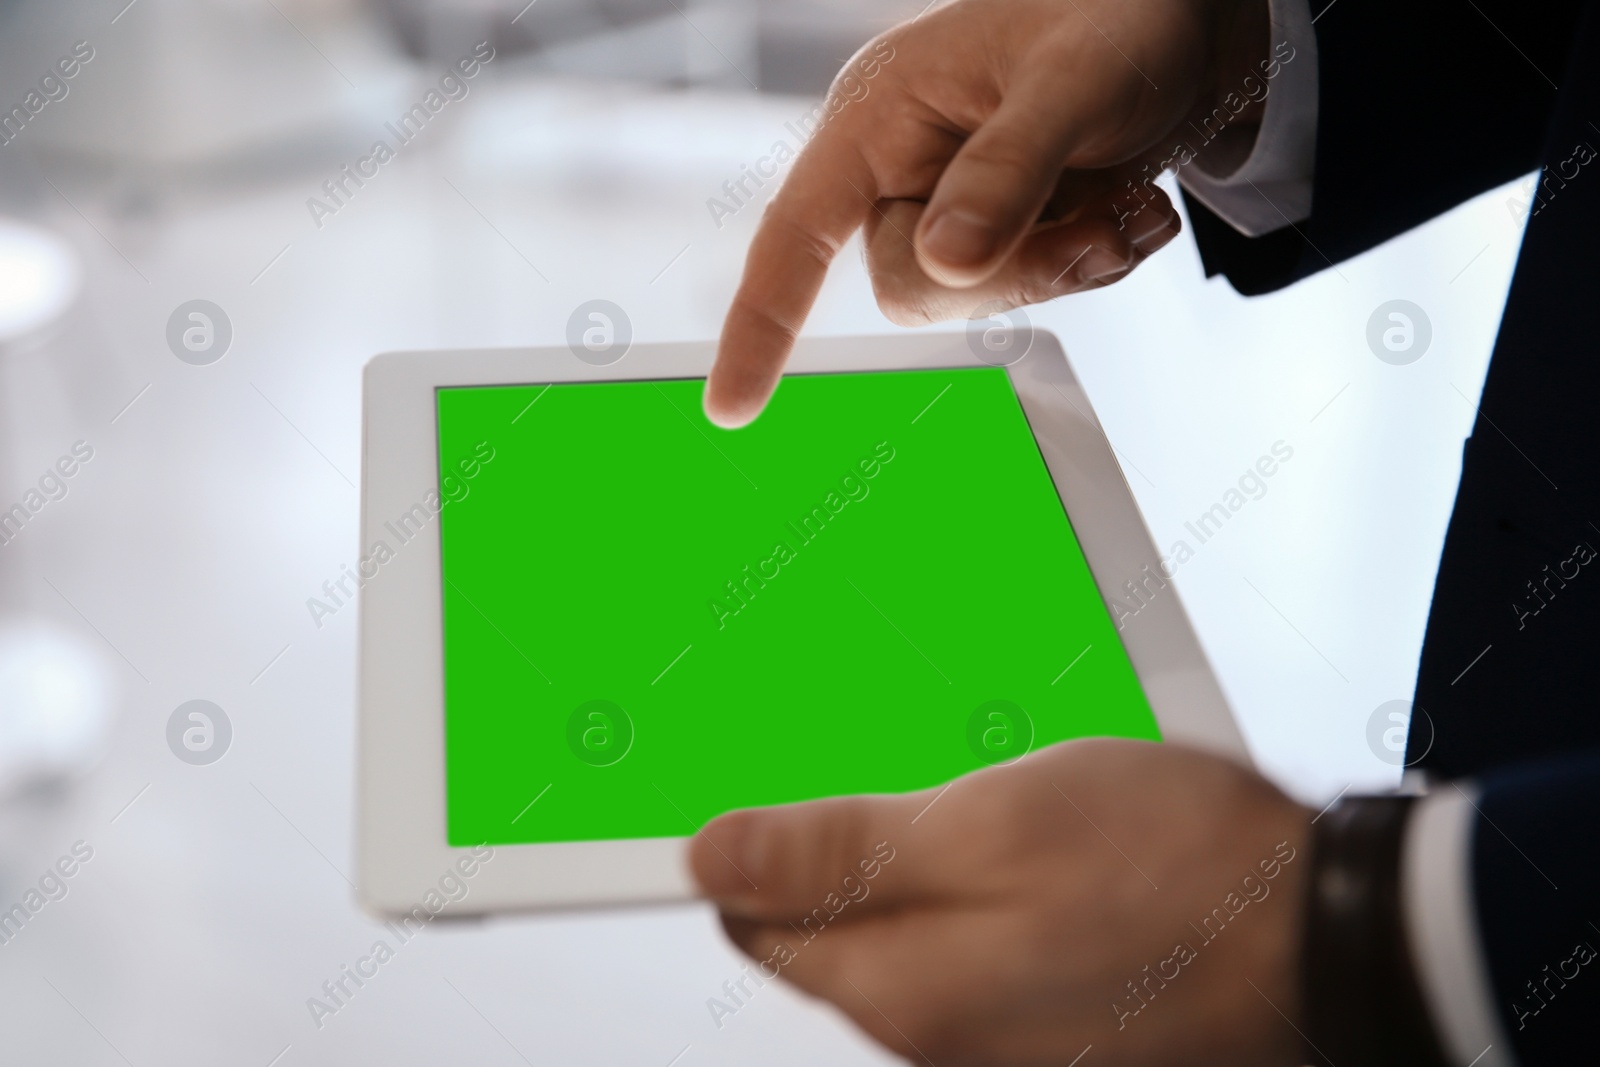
[434,367,1158,846]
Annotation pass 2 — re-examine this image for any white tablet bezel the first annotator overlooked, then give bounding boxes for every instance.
[357,332,1248,917]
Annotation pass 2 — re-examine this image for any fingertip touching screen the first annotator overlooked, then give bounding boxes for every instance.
[433,367,1158,846]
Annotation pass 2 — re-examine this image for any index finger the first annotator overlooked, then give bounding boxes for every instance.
[702,114,878,428]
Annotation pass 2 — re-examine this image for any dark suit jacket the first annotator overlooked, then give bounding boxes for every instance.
[1184,1,1600,1060]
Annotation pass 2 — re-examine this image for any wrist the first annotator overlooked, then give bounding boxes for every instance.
[1187,797,1314,1067]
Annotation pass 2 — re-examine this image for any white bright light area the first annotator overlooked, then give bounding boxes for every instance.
[0,219,80,342]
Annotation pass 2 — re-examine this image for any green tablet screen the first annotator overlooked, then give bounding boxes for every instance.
[434,367,1158,846]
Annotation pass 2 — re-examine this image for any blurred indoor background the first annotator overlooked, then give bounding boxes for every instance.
[0,0,1531,1063]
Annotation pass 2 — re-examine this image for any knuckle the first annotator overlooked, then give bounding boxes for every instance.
[868,267,941,326]
[1136,221,1180,254]
[729,298,800,350]
[958,139,1052,192]
[765,209,843,269]
[943,778,1039,864]
[800,797,877,882]
[878,296,939,328]
[1019,274,1071,304]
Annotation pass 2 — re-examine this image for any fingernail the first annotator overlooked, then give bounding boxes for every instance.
[1078,247,1128,282]
[703,391,759,430]
[921,209,999,267]
[696,813,764,898]
[1124,209,1170,245]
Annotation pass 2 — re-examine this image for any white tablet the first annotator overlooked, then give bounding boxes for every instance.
[356,331,1247,917]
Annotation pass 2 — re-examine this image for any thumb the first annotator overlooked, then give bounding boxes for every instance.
[689,794,910,919]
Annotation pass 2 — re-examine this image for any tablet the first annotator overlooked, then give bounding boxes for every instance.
[357,332,1247,916]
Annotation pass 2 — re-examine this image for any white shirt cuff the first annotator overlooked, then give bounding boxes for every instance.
[1401,784,1518,1067]
[1176,0,1319,236]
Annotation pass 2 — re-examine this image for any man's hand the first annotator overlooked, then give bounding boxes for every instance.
[703,0,1269,427]
[689,738,1312,1067]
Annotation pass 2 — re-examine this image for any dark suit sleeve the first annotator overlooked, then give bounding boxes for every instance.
[1470,752,1600,1064]
[1185,0,1585,295]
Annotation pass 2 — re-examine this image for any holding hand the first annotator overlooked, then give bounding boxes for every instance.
[691,738,1312,1067]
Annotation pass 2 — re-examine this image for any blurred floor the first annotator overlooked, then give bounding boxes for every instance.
[0,5,1531,1064]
